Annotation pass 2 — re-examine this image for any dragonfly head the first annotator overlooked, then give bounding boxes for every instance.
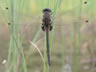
[42,8,51,13]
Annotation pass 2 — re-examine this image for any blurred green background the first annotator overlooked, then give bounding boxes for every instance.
[0,0,96,72]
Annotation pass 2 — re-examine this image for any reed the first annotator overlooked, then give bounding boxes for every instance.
[0,0,96,72]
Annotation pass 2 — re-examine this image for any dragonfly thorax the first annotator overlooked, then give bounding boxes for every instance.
[41,8,53,31]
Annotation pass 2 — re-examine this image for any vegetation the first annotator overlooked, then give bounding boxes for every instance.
[0,0,96,72]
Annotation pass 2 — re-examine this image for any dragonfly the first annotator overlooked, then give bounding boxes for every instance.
[0,5,72,66]
[19,8,66,66]
[41,8,53,66]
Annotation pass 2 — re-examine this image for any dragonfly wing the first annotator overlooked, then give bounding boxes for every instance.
[52,24,65,29]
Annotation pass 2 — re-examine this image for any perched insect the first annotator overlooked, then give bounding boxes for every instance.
[41,8,53,66]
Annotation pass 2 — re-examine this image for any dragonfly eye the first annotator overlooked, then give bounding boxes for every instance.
[42,8,51,13]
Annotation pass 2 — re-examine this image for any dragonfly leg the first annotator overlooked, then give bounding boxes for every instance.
[41,26,45,31]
